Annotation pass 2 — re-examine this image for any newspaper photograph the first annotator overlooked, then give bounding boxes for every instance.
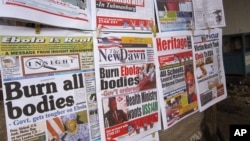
[193,28,227,112]
[0,25,100,141]
[154,0,193,32]
[94,33,161,141]
[96,0,155,32]
[0,0,95,30]
[153,31,198,130]
[192,0,226,29]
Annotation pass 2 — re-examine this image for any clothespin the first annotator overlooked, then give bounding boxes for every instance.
[96,24,102,38]
[35,23,41,34]
[205,23,211,34]
[149,19,156,37]
[187,24,194,36]
[152,25,157,37]
[151,132,155,138]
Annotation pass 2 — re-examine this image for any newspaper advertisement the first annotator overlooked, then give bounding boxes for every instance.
[193,28,227,112]
[96,0,155,32]
[154,0,193,32]
[0,0,95,30]
[192,0,226,29]
[153,31,198,130]
[0,25,100,141]
[94,33,161,141]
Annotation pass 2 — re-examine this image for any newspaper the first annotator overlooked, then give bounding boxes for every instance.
[0,0,95,30]
[0,25,100,141]
[94,33,161,141]
[193,28,227,112]
[192,0,226,29]
[154,0,194,32]
[96,0,155,32]
[153,31,198,130]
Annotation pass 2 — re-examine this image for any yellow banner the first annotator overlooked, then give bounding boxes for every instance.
[0,36,93,56]
[121,37,153,44]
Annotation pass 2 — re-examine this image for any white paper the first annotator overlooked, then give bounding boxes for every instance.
[0,0,95,30]
[153,31,198,130]
[154,0,194,32]
[192,0,226,29]
[94,32,161,141]
[193,28,227,111]
[96,0,155,32]
[0,25,100,141]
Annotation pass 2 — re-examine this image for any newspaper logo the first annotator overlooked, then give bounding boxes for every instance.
[21,54,80,76]
[99,47,146,64]
[156,37,188,51]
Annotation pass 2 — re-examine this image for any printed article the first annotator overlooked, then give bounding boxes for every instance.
[153,31,198,130]
[0,25,100,141]
[96,0,155,32]
[154,0,193,32]
[193,28,227,111]
[94,33,161,141]
[0,0,95,30]
[192,0,226,29]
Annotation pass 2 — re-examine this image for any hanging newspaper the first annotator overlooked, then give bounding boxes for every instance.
[193,28,227,111]
[0,25,100,141]
[192,0,226,29]
[94,33,161,141]
[0,0,95,30]
[96,0,155,32]
[153,31,198,130]
[154,0,194,32]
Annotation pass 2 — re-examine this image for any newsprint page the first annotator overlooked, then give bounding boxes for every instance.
[153,31,198,130]
[0,0,95,30]
[94,33,161,141]
[96,0,155,32]
[0,25,100,141]
[154,0,194,32]
[193,28,227,111]
[192,0,226,29]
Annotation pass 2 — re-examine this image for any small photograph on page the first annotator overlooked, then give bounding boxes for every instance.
[46,110,90,141]
[138,63,156,91]
[1,56,19,68]
[102,96,128,128]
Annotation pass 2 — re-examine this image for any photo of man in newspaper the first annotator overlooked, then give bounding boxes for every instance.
[185,64,197,104]
[47,112,90,141]
[1,56,18,68]
[104,97,128,127]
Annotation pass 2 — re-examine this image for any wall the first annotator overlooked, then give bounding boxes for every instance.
[222,0,250,35]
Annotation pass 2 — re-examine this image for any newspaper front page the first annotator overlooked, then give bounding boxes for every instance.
[94,33,161,141]
[193,28,227,111]
[153,31,198,130]
[96,0,155,32]
[0,0,95,30]
[192,0,226,29]
[154,0,193,32]
[0,25,100,141]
